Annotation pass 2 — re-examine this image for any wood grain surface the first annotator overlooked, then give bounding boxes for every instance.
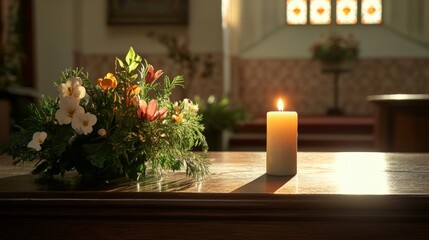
[1,152,429,239]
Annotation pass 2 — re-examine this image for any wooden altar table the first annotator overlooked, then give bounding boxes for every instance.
[0,152,428,239]
[368,94,429,152]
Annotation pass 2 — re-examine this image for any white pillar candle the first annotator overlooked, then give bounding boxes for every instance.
[266,99,298,176]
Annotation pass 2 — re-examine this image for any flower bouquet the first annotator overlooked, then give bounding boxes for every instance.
[0,47,209,181]
[310,32,359,63]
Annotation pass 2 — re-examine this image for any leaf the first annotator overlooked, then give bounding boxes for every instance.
[50,125,75,157]
[52,125,74,145]
[83,142,114,168]
[135,54,142,62]
[116,58,125,68]
[128,62,139,73]
[125,47,136,65]
[130,73,138,80]
[126,162,146,181]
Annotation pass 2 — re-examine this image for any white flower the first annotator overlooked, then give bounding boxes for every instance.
[182,98,199,114]
[55,97,85,125]
[183,98,191,106]
[58,77,86,100]
[190,103,199,114]
[72,112,97,135]
[27,132,47,151]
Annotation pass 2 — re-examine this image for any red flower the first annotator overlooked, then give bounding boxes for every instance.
[137,99,168,121]
[145,65,163,84]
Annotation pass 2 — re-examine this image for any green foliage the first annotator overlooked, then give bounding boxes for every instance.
[1,47,209,181]
[195,95,248,132]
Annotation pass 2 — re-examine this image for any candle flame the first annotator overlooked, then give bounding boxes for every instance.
[277,99,284,111]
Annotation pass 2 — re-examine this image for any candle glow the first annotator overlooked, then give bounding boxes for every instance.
[277,99,284,111]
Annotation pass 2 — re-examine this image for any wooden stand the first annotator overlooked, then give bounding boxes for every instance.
[321,63,351,115]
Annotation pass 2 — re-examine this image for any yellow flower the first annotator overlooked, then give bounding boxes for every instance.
[126,85,141,106]
[97,73,117,90]
[172,113,184,123]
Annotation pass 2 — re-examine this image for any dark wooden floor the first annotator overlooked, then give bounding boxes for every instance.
[229,115,374,152]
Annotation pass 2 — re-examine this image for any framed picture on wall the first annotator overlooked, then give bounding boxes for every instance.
[108,0,188,25]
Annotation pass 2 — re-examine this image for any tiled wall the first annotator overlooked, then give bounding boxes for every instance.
[75,53,429,117]
[235,58,429,117]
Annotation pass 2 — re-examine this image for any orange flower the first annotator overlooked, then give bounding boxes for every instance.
[137,99,168,122]
[97,73,118,90]
[145,65,163,84]
[172,113,184,123]
[126,85,141,106]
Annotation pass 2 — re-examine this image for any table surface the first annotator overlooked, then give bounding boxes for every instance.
[1,151,428,195]
[2,152,429,240]
[367,94,429,103]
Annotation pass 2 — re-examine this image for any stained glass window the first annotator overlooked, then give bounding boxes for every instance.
[286,0,382,25]
[286,0,308,25]
[336,0,357,24]
[361,0,382,24]
[310,0,331,24]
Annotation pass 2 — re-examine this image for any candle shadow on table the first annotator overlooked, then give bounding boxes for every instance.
[232,174,294,193]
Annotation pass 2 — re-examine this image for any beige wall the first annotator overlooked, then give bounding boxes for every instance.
[241,25,429,58]
[35,0,75,98]
[35,0,222,97]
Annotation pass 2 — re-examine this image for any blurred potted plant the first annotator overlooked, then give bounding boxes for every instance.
[310,32,359,69]
[310,32,359,115]
[194,95,247,151]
